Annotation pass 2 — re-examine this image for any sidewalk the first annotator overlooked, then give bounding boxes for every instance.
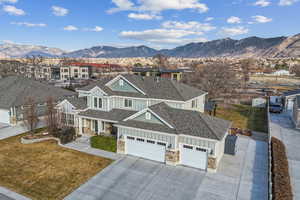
[62,136,124,160]
[0,187,30,200]
[269,111,300,200]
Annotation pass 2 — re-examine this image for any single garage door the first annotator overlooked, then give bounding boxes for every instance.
[287,99,294,111]
[126,136,166,163]
[180,144,208,170]
[0,109,10,124]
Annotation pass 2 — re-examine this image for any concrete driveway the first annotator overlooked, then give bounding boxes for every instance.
[270,112,300,200]
[65,136,268,200]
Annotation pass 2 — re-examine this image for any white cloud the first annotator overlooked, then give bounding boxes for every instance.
[63,25,78,31]
[254,0,271,7]
[108,0,208,13]
[128,13,162,20]
[3,5,25,15]
[119,28,205,45]
[0,0,17,4]
[161,21,216,32]
[252,15,272,23]
[52,6,69,16]
[279,0,299,6]
[11,22,47,27]
[227,16,241,24]
[84,26,103,32]
[1,40,14,44]
[204,17,214,21]
[219,26,249,36]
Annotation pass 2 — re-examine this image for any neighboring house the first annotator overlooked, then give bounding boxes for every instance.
[292,95,300,129]
[57,74,231,171]
[0,76,75,125]
[60,65,91,80]
[132,67,183,81]
[283,89,300,111]
[252,97,267,108]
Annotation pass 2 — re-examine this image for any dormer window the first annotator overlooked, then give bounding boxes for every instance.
[124,99,132,108]
[119,79,124,86]
[192,99,197,108]
[145,112,151,120]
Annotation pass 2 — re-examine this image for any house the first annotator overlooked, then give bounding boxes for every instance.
[283,89,300,111]
[60,65,91,80]
[132,67,183,81]
[292,96,300,129]
[0,76,75,125]
[56,74,231,171]
[252,97,267,108]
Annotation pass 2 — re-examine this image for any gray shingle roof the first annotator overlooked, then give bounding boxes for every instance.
[119,102,231,141]
[79,109,136,122]
[0,76,75,109]
[65,97,87,110]
[79,74,206,101]
[283,89,300,97]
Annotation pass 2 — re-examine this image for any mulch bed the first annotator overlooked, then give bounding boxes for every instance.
[271,137,293,200]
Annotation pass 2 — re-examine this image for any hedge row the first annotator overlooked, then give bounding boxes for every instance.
[271,137,293,200]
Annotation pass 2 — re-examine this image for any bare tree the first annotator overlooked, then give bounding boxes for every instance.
[23,97,39,135]
[240,59,254,89]
[45,96,59,135]
[291,64,300,77]
[182,62,239,100]
[152,54,170,68]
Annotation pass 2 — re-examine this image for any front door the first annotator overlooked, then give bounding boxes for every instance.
[93,120,98,134]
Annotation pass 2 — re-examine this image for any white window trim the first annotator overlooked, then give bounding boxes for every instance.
[145,112,151,120]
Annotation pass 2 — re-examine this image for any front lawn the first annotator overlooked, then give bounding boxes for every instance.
[0,134,112,200]
[215,104,268,133]
[91,135,117,152]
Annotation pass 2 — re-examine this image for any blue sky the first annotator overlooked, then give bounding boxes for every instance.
[0,0,299,50]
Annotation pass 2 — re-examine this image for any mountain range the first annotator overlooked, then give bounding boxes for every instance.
[1,33,300,58]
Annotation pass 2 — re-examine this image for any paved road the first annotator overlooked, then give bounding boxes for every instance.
[65,136,268,200]
[0,194,14,200]
[270,112,300,200]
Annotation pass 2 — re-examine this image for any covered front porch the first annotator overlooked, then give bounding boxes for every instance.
[78,117,117,136]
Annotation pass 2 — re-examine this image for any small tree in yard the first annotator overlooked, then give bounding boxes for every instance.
[45,96,59,135]
[291,64,300,77]
[23,97,39,136]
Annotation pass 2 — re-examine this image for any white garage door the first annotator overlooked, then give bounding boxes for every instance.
[287,99,294,111]
[180,144,208,170]
[0,109,10,124]
[126,136,166,163]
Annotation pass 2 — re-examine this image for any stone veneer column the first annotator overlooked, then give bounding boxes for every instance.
[117,140,125,154]
[165,150,180,165]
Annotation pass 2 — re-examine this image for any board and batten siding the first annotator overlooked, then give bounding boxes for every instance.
[178,136,216,156]
[91,96,109,111]
[118,127,176,149]
[110,78,140,93]
[133,112,164,125]
[183,95,205,112]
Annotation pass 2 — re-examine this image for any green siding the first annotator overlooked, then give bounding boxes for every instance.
[133,112,164,125]
[110,78,140,93]
[112,97,147,111]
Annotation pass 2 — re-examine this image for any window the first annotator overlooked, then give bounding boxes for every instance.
[119,79,124,86]
[94,97,98,108]
[82,68,87,72]
[145,112,151,120]
[98,98,103,108]
[64,69,68,72]
[183,145,193,149]
[192,99,197,108]
[196,147,207,152]
[127,136,135,140]
[124,99,132,108]
[157,142,166,146]
[74,69,78,73]
[137,138,145,142]
[147,140,155,144]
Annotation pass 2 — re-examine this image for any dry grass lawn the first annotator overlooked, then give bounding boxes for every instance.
[0,134,112,200]
[216,104,268,133]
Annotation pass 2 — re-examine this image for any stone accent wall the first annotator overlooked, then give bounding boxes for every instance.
[166,150,179,165]
[208,157,217,169]
[117,140,125,154]
[10,116,17,125]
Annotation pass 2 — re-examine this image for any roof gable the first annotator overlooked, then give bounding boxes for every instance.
[105,75,146,95]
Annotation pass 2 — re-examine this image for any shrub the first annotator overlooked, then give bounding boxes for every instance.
[56,127,76,144]
[271,137,293,200]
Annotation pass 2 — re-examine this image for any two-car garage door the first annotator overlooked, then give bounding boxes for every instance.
[0,109,10,124]
[125,136,166,163]
[180,144,208,170]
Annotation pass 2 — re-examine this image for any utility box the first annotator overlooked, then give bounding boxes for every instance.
[224,135,237,155]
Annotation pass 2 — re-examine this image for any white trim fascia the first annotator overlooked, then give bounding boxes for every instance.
[105,75,146,95]
[115,124,177,138]
[122,107,174,129]
[78,115,118,123]
[90,86,108,96]
[178,134,219,143]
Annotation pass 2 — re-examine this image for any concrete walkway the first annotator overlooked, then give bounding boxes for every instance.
[63,136,123,160]
[269,112,300,200]
[0,121,45,140]
[0,187,30,200]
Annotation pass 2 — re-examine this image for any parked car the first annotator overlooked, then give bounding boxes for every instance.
[269,104,283,113]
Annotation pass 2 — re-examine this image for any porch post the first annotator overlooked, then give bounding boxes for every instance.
[97,120,101,135]
[78,117,82,135]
